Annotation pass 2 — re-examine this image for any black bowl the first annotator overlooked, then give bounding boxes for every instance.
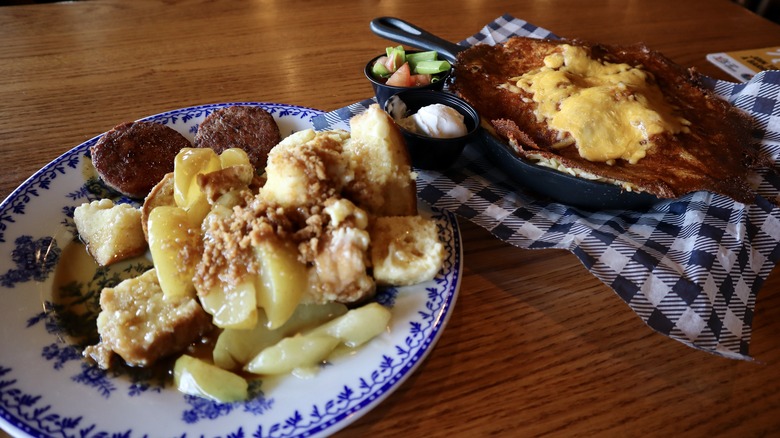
[365,51,452,108]
[384,89,479,171]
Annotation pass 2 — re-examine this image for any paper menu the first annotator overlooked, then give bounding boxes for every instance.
[707,46,780,81]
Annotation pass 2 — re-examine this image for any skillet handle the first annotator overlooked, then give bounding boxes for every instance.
[370,17,465,62]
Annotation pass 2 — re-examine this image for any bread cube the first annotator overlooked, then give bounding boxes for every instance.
[370,215,445,286]
[261,129,351,208]
[343,104,417,217]
[73,198,147,266]
[84,268,212,368]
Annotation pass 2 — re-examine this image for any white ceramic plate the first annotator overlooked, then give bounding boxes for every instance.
[0,102,462,438]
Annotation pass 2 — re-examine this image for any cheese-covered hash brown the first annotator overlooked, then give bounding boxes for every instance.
[452,37,767,203]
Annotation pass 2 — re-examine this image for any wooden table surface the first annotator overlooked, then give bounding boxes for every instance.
[2,1,780,437]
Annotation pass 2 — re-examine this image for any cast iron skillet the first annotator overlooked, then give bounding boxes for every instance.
[370,17,660,210]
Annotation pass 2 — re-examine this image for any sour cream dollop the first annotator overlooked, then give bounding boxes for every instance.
[387,97,468,139]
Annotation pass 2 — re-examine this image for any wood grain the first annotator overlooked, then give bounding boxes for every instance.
[1,1,779,437]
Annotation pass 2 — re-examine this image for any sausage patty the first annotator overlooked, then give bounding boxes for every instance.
[194,105,282,171]
[90,121,191,199]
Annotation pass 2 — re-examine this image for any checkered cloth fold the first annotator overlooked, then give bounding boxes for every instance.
[312,14,780,360]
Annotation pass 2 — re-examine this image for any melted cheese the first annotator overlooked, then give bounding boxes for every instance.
[503,44,689,164]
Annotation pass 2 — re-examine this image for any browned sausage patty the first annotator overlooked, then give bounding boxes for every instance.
[194,105,281,171]
[90,121,191,199]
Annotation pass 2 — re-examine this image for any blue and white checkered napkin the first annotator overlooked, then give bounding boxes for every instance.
[312,14,780,360]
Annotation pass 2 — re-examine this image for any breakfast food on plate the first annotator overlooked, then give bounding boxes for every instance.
[451,37,767,203]
[73,199,147,266]
[83,268,212,369]
[198,105,416,313]
[76,104,444,402]
[90,121,192,199]
[194,105,282,171]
